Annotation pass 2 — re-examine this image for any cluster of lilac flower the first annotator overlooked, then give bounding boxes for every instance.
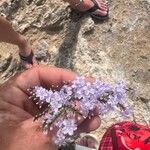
[28,76,133,146]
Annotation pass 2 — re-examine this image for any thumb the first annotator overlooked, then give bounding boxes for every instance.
[77,116,101,134]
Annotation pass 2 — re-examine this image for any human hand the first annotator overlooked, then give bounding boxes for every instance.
[0,65,101,150]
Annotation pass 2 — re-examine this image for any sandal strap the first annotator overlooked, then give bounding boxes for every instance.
[86,0,100,13]
[19,51,34,64]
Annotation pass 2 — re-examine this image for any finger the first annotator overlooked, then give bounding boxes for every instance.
[11,65,95,118]
[15,65,95,94]
[76,116,101,134]
[38,65,77,89]
[14,65,77,94]
[74,101,100,124]
[38,66,95,88]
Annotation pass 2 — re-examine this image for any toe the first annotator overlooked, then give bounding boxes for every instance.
[100,3,107,9]
[25,64,32,69]
[93,9,108,16]
[99,5,108,11]
[91,0,108,16]
[98,0,108,11]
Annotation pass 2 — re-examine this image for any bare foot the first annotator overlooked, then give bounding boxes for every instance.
[18,36,38,69]
[71,0,108,17]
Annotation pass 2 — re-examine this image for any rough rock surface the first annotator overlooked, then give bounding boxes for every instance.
[0,0,150,141]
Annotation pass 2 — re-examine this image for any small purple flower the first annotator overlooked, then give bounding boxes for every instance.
[34,86,49,101]
[44,114,53,124]
[55,118,64,127]
[93,81,113,97]
[30,76,131,146]
[50,91,65,114]
[100,103,114,115]
[72,76,86,88]
[45,90,53,103]
[62,119,77,136]
[61,85,73,96]
[114,81,126,104]
[55,130,66,146]
[55,119,77,145]
[120,106,133,118]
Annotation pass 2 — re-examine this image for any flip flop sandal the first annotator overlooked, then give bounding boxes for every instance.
[85,0,109,20]
[75,134,99,150]
[19,50,34,65]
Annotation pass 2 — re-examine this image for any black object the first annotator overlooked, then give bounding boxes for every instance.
[19,51,34,64]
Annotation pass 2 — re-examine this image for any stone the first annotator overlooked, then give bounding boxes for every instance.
[41,5,68,30]
[79,17,95,35]
[34,40,51,62]
[139,96,150,103]
[0,0,22,17]
[131,69,150,84]
[1,58,19,79]
[0,54,12,72]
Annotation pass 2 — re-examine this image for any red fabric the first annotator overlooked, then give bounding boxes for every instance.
[99,126,113,150]
[99,121,150,150]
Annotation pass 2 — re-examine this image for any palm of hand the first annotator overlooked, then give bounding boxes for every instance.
[0,67,58,150]
[0,66,100,150]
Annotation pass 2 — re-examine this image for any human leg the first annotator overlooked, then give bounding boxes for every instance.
[0,16,37,68]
